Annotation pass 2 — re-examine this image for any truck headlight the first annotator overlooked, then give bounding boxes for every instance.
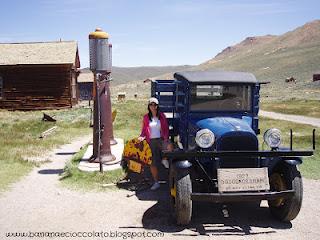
[264,128,281,148]
[195,129,215,148]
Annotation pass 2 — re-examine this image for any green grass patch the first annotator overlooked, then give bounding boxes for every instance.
[261,99,320,118]
[0,107,91,192]
[112,100,147,142]
[259,117,319,179]
[60,145,125,191]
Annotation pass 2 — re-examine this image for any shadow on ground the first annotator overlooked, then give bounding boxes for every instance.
[38,169,64,175]
[141,200,292,236]
[117,165,292,237]
[55,152,77,156]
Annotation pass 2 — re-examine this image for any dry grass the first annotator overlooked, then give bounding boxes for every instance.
[0,107,91,192]
[261,99,320,118]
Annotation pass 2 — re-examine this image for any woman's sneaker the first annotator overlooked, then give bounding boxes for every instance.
[150,181,160,190]
[161,159,169,169]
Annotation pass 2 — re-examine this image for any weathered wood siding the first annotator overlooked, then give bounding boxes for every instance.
[0,64,77,110]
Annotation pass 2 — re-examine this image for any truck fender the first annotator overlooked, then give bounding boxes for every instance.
[267,156,302,174]
[283,157,303,166]
[277,147,303,166]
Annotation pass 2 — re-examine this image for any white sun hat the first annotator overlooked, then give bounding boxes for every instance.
[148,97,159,105]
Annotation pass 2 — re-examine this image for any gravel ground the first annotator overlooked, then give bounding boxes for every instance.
[0,116,320,239]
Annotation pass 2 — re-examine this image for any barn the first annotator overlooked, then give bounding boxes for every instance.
[77,69,93,101]
[313,72,320,82]
[0,41,80,110]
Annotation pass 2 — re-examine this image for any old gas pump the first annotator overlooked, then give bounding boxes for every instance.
[89,28,116,171]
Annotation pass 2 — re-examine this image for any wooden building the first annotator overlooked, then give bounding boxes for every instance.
[313,72,320,82]
[77,69,93,101]
[0,41,80,110]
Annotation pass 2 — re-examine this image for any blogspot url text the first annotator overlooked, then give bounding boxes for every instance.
[5,230,165,239]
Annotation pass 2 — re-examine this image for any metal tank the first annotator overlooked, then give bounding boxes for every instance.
[89,28,110,72]
[88,28,116,169]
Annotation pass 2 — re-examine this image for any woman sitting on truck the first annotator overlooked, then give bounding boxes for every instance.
[138,97,172,190]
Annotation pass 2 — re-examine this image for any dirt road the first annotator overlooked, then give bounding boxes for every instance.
[260,110,320,127]
[0,135,319,239]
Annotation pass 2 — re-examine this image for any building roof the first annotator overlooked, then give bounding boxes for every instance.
[174,71,258,83]
[78,71,94,83]
[0,41,80,66]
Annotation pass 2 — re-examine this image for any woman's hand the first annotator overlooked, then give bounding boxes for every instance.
[137,136,145,142]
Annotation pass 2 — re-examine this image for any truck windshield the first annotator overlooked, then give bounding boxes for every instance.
[190,84,252,111]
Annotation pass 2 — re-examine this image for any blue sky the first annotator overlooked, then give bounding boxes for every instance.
[1,0,319,67]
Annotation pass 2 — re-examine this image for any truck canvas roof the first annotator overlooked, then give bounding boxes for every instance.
[174,71,258,83]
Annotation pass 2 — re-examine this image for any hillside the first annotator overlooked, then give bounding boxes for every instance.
[79,65,192,86]
[196,20,320,101]
[79,65,192,99]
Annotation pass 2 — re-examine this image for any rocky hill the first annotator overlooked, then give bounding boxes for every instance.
[196,20,320,101]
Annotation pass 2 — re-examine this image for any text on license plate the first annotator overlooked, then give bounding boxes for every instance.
[217,168,270,192]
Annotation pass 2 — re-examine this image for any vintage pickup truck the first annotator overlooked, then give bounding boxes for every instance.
[151,71,315,225]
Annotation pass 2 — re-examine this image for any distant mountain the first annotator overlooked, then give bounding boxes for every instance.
[79,65,193,99]
[79,65,192,86]
[195,19,320,100]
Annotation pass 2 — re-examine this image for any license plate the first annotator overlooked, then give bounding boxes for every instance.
[128,160,142,173]
[217,168,270,192]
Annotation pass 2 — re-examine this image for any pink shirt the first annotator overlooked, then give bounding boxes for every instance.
[140,112,169,144]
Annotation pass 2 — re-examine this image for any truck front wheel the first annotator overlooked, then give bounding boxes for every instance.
[169,167,192,225]
[268,164,303,222]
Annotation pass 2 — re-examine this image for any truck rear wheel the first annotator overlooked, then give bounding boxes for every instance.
[169,167,192,225]
[268,164,303,222]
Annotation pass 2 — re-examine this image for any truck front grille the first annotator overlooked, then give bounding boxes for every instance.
[217,135,258,168]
